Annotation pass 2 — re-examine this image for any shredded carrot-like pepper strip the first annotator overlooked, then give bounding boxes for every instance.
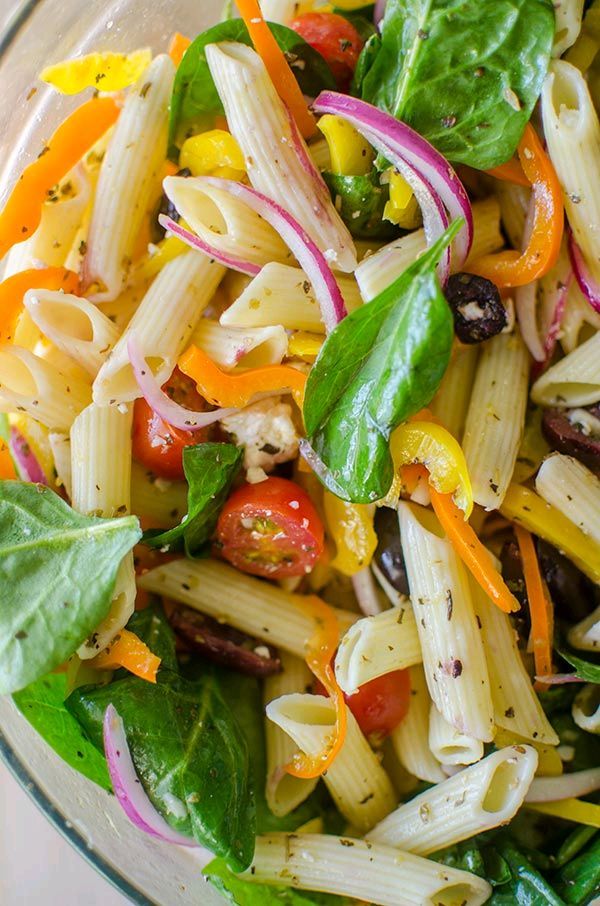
[178,344,307,408]
[235,0,317,138]
[514,525,554,688]
[168,32,191,66]
[0,267,80,343]
[486,157,529,187]
[90,629,161,683]
[0,97,119,261]
[0,436,16,479]
[285,595,347,778]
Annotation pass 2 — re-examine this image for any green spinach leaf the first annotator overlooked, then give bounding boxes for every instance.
[360,0,555,170]
[169,20,335,155]
[333,7,377,42]
[303,221,457,503]
[558,648,600,684]
[432,837,511,887]
[322,171,397,239]
[12,672,111,791]
[0,481,141,695]
[554,833,600,904]
[489,841,565,906]
[204,857,349,906]
[142,443,242,556]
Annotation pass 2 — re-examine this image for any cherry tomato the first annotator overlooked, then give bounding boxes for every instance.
[316,668,411,743]
[215,476,325,579]
[290,13,364,90]
[132,368,210,480]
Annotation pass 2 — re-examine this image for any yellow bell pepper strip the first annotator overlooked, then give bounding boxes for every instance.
[526,799,600,829]
[323,491,376,576]
[288,331,323,360]
[384,170,421,229]
[178,344,307,408]
[236,0,317,138]
[390,421,473,517]
[429,485,520,614]
[500,484,600,584]
[179,130,246,180]
[514,525,554,688]
[0,267,80,343]
[317,114,373,175]
[135,234,187,281]
[40,49,152,94]
[168,32,191,66]
[90,629,161,683]
[0,96,120,261]
[285,595,347,778]
[470,124,564,287]
[494,727,562,776]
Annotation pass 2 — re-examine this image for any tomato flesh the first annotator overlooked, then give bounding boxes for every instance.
[316,668,411,743]
[215,476,325,579]
[290,13,364,90]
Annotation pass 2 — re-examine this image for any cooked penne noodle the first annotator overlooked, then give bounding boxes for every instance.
[532,330,600,406]
[462,330,529,510]
[240,833,492,906]
[0,346,91,430]
[391,666,446,784]
[24,290,120,378]
[130,464,188,529]
[367,745,538,855]
[572,684,600,734]
[189,318,288,370]
[259,0,297,25]
[84,54,174,300]
[78,555,137,659]
[93,251,224,405]
[219,262,362,333]
[568,605,600,652]
[263,652,318,817]
[430,344,479,441]
[536,453,600,545]
[266,693,396,830]
[205,42,356,272]
[496,183,529,250]
[553,0,585,57]
[138,559,356,657]
[334,604,422,695]
[560,282,600,353]
[428,705,484,766]
[398,503,494,742]
[48,431,72,495]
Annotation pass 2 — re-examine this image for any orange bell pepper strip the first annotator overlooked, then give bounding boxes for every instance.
[90,629,161,683]
[470,124,563,287]
[235,0,317,138]
[0,434,16,479]
[486,157,529,187]
[285,595,347,779]
[514,525,554,688]
[168,32,191,67]
[0,267,80,343]
[0,96,120,261]
[178,344,307,408]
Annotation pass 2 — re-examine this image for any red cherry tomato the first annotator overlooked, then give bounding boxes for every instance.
[215,476,325,579]
[132,368,210,480]
[316,668,411,743]
[290,12,364,90]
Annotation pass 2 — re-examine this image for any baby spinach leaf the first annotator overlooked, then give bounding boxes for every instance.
[303,221,457,503]
[142,443,242,557]
[432,837,511,887]
[360,0,555,170]
[332,7,377,42]
[126,599,178,670]
[204,857,349,906]
[12,672,111,791]
[0,481,141,695]
[323,171,397,239]
[554,834,600,904]
[558,647,600,684]
[489,841,565,906]
[169,20,335,155]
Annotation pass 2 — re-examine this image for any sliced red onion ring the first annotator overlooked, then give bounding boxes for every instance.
[374,0,387,27]
[313,92,473,271]
[525,767,600,803]
[197,177,347,333]
[127,333,237,430]
[542,270,571,364]
[568,230,600,315]
[298,437,349,499]
[515,281,545,362]
[9,427,48,484]
[158,214,260,277]
[535,673,586,685]
[351,567,384,616]
[103,704,197,846]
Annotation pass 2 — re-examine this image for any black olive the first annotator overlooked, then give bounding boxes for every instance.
[536,538,599,624]
[150,167,192,244]
[444,272,507,344]
[541,407,600,476]
[373,506,409,595]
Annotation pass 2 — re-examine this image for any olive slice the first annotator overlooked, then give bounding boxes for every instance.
[541,408,600,476]
[445,272,507,344]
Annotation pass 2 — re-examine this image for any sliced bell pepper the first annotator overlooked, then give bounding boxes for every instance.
[526,799,600,829]
[179,129,246,180]
[514,525,554,689]
[168,32,191,66]
[90,628,160,683]
[0,267,80,343]
[323,491,376,576]
[40,49,152,94]
[317,114,373,175]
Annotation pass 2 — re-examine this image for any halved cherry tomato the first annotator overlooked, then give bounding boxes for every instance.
[132,368,211,480]
[215,476,325,579]
[290,13,364,90]
[316,668,411,744]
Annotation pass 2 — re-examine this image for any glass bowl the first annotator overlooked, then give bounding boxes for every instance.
[0,1,226,901]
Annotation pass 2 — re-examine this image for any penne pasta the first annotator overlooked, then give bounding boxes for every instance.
[536,453,600,545]
[560,282,600,353]
[130,464,189,529]
[259,0,297,25]
[531,330,600,406]
[553,0,585,58]
[391,665,446,785]
[430,344,479,441]
[568,605,600,652]
[48,431,72,495]
[428,705,484,767]
[189,318,288,370]
[572,684,600,734]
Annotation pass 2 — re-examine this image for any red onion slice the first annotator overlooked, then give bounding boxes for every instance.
[103,704,197,846]
[158,215,260,277]
[525,767,600,802]
[374,0,387,27]
[313,92,473,269]
[515,281,545,362]
[127,333,237,430]
[198,177,347,333]
[568,230,600,315]
[9,427,48,484]
[351,567,384,616]
[535,673,585,685]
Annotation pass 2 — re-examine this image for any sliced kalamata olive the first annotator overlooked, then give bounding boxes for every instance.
[541,408,600,475]
[445,272,507,344]
[170,606,282,677]
[150,167,192,243]
[536,538,599,624]
[374,507,409,595]
[499,539,530,642]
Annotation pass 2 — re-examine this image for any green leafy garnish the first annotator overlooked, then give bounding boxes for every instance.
[0,481,141,695]
[143,443,242,556]
[12,672,111,791]
[169,20,335,155]
[488,841,565,905]
[322,171,397,239]
[204,857,349,906]
[558,647,600,684]
[303,221,458,503]
[359,0,555,169]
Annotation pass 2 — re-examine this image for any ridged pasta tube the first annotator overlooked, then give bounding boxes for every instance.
[430,345,479,441]
[428,705,484,767]
[189,318,287,370]
[536,453,600,545]
[391,666,446,784]
[532,331,600,406]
